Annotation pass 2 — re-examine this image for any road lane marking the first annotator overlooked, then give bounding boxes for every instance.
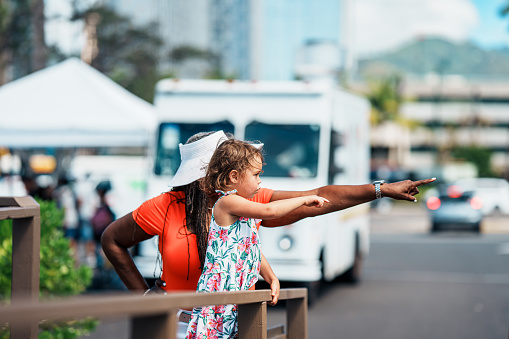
[365,269,509,285]
[371,234,509,245]
[497,243,509,255]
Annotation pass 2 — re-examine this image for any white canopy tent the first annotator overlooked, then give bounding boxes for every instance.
[0,58,156,148]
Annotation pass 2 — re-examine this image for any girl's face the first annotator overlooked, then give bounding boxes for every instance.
[232,156,263,199]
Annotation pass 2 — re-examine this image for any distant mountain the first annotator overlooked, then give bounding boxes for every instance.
[357,37,509,78]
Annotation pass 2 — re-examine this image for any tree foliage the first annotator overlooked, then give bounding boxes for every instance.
[365,74,404,125]
[170,45,216,63]
[169,44,235,79]
[500,2,509,20]
[71,4,163,102]
[0,0,32,81]
[0,0,47,83]
[451,146,494,178]
[0,199,96,338]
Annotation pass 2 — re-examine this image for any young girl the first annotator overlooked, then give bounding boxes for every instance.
[185,139,329,339]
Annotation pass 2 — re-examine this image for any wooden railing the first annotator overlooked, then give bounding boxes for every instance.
[1,288,307,339]
[0,196,308,339]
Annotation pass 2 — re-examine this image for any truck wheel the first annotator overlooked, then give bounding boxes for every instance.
[302,280,321,306]
[340,248,362,284]
[472,222,481,234]
[431,223,440,233]
[336,235,362,284]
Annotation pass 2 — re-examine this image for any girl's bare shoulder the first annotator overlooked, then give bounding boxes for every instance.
[217,193,244,205]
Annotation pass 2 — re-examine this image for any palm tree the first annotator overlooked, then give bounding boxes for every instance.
[0,0,47,84]
[365,74,404,125]
[30,0,47,72]
[362,73,421,170]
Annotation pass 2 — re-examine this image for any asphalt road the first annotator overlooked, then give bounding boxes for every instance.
[266,204,509,339]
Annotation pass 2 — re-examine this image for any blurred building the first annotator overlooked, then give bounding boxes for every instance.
[263,0,357,81]
[223,0,356,80]
[403,75,509,176]
[101,0,356,80]
[294,40,343,81]
[102,0,210,78]
[357,75,509,180]
[209,0,252,79]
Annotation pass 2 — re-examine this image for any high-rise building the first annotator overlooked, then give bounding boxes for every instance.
[209,0,252,79]
[258,0,341,80]
[101,0,354,81]
[103,0,210,77]
[212,0,355,81]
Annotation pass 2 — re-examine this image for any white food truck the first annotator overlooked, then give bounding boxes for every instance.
[134,79,371,301]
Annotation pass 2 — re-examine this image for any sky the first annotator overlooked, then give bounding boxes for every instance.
[354,0,509,57]
[45,0,509,57]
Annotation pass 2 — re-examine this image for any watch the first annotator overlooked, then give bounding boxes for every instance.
[373,180,385,199]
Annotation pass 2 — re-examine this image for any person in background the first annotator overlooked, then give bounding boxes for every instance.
[21,174,55,201]
[74,174,99,267]
[185,139,328,338]
[53,176,80,257]
[91,180,115,270]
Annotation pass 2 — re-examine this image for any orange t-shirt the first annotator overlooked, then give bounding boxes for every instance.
[132,188,274,291]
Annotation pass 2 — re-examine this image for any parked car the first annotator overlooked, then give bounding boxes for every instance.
[453,178,509,216]
[426,184,483,233]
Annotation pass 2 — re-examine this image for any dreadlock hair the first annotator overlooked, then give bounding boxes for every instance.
[202,139,264,197]
[170,131,229,269]
[170,180,209,269]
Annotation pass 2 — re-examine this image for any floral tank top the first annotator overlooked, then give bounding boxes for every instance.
[185,190,262,339]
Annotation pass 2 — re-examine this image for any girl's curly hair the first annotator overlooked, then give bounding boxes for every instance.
[202,139,264,197]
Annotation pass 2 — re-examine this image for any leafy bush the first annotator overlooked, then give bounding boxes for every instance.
[451,146,494,178]
[0,199,97,338]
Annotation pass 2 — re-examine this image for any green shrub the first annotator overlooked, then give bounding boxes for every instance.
[0,199,97,338]
[451,146,494,178]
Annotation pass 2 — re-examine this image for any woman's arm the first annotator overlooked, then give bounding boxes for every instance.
[101,213,154,292]
[259,252,279,306]
[262,178,436,227]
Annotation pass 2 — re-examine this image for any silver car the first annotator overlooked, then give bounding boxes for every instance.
[426,184,483,233]
[453,178,509,216]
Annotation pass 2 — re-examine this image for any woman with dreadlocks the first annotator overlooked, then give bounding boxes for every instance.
[102,132,241,293]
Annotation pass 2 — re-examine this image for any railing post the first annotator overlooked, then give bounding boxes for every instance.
[11,213,40,303]
[132,309,177,339]
[0,196,40,339]
[238,301,267,339]
[286,296,308,339]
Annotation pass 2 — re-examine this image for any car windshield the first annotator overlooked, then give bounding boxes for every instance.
[245,122,320,178]
[438,185,474,202]
[439,194,471,202]
[154,122,234,175]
